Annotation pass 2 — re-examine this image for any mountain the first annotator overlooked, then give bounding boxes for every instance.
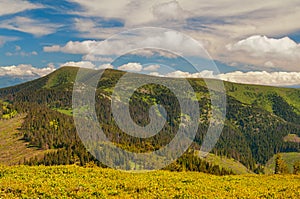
[0,66,299,174]
[0,75,40,89]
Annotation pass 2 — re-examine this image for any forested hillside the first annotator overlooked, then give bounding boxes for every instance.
[0,66,299,174]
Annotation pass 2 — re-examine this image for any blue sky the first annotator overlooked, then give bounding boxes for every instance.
[1,0,300,87]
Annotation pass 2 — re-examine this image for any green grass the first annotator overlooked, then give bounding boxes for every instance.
[225,82,300,114]
[53,108,73,116]
[0,165,299,198]
[264,152,300,174]
[201,153,253,174]
[44,66,79,89]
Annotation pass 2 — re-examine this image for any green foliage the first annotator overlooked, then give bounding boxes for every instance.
[0,101,17,119]
[268,93,300,124]
[275,154,289,174]
[164,152,234,175]
[0,165,300,198]
[0,67,299,174]
[200,153,253,174]
[225,81,300,115]
[293,161,300,174]
[264,152,300,174]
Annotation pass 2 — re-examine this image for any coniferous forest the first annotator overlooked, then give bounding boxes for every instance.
[0,67,299,175]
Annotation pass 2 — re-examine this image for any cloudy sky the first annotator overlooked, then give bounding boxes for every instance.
[1,0,300,87]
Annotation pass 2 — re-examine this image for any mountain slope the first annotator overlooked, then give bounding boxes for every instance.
[0,66,299,173]
[0,114,51,165]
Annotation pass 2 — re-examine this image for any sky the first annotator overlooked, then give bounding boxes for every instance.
[1,0,300,87]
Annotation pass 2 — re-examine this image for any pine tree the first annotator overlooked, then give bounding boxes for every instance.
[274,154,289,174]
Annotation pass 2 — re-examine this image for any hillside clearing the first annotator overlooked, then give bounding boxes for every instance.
[0,115,49,165]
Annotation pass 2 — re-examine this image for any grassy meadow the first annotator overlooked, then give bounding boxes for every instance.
[0,165,300,198]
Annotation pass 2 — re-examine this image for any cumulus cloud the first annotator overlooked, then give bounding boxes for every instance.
[0,17,61,37]
[161,70,300,86]
[98,64,114,69]
[165,70,214,79]
[227,35,300,58]
[0,64,55,77]
[44,40,99,54]
[226,35,300,71]
[61,61,95,69]
[118,62,143,72]
[218,71,300,86]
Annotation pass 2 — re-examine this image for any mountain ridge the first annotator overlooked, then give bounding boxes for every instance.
[0,66,299,173]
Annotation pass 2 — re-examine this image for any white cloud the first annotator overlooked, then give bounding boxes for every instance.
[162,70,300,86]
[61,61,95,69]
[218,71,300,86]
[61,61,113,69]
[118,63,143,72]
[0,0,43,16]
[148,72,163,77]
[98,64,114,69]
[44,29,206,59]
[65,0,300,72]
[82,54,113,62]
[66,0,300,36]
[165,70,215,79]
[152,1,190,22]
[0,17,61,37]
[44,40,99,54]
[143,64,160,71]
[0,64,55,77]
[68,0,154,26]
[226,35,300,71]
[227,35,300,58]
[74,18,122,39]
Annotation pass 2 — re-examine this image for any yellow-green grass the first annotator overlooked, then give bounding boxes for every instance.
[224,82,300,114]
[0,165,299,198]
[201,153,253,174]
[0,115,51,165]
[52,108,73,116]
[264,152,300,174]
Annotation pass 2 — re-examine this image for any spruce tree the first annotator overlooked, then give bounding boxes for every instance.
[275,154,289,174]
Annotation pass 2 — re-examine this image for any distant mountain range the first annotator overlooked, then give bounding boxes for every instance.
[0,75,41,89]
